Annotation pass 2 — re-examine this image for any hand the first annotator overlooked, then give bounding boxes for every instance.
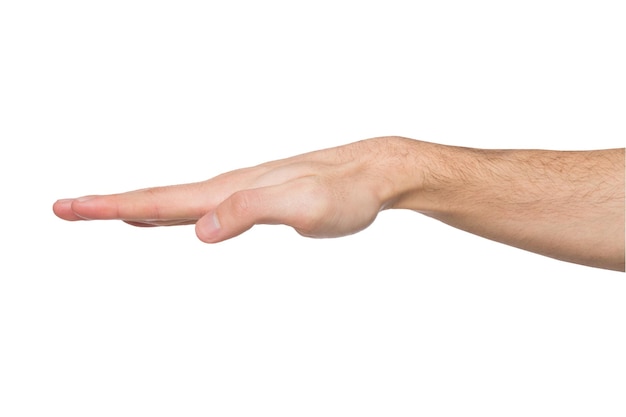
[53,137,414,243]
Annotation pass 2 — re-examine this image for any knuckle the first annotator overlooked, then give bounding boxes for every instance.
[229,190,256,218]
[294,180,334,234]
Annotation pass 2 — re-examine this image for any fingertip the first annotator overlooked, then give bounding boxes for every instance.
[195,211,222,243]
[53,198,72,212]
[53,198,83,221]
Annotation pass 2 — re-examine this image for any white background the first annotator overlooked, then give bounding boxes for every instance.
[1,1,624,416]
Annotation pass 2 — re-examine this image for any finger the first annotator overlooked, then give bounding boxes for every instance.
[124,219,198,227]
[124,220,158,228]
[53,199,84,221]
[65,183,215,222]
[195,181,320,243]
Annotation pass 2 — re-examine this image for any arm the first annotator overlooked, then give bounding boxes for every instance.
[388,139,625,271]
[53,137,625,271]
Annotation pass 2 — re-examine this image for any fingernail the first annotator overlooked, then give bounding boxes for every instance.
[211,211,221,230]
[76,195,97,203]
[55,198,74,204]
[196,211,221,243]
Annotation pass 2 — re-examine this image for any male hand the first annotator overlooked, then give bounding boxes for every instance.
[53,137,411,243]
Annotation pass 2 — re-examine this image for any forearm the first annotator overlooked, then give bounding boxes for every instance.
[386,137,625,271]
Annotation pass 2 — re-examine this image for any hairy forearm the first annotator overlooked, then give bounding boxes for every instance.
[386,137,625,271]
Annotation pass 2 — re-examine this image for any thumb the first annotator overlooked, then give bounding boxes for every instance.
[195,186,297,243]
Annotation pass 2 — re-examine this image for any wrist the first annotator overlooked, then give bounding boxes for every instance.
[375,136,458,213]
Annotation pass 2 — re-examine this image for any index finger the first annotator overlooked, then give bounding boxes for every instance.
[53,183,217,223]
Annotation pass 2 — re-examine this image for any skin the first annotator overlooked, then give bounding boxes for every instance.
[53,136,625,271]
